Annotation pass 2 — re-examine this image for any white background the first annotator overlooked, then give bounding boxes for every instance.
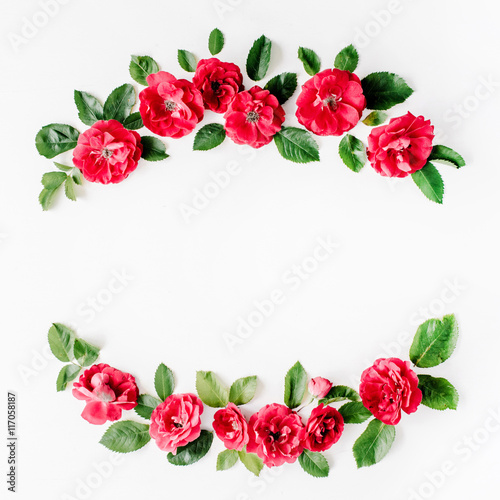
[1,0,500,498]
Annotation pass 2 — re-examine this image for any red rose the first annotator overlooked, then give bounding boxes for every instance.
[247,403,305,467]
[193,58,243,114]
[72,120,142,184]
[367,112,434,177]
[360,358,422,425]
[213,403,249,451]
[149,393,204,453]
[296,68,366,136]
[308,377,333,399]
[72,364,139,425]
[224,86,285,149]
[303,404,344,452]
[139,71,204,138]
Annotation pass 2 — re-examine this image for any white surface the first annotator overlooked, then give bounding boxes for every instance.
[1,0,500,498]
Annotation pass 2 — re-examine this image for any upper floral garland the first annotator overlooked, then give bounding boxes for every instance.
[49,314,459,477]
[35,29,465,209]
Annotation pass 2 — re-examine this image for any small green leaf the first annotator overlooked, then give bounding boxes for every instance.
[229,376,257,406]
[193,123,226,151]
[410,314,459,368]
[274,127,320,164]
[339,134,367,173]
[196,371,229,408]
[361,72,413,110]
[178,50,197,72]
[238,448,263,476]
[56,364,81,392]
[135,394,162,420]
[334,44,359,73]
[216,449,238,471]
[246,35,272,81]
[298,450,329,478]
[64,176,76,201]
[319,385,360,404]
[411,162,445,204]
[73,338,100,367]
[264,72,298,105]
[54,162,73,172]
[154,363,175,401]
[123,112,143,130]
[167,430,213,466]
[129,55,160,86]
[42,171,67,189]
[74,90,104,126]
[35,124,80,159]
[39,188,59,211]
[100,421,151,453]
[353,419,396,468]
[141,136,169,161]
[338,402,372,424]
[298,47,321,76]
[48,323,76,362]
[103,84,136,123]
[208,28,224,56]
[428,145,465,168]
[72,170,83,185]
[284,361,307,409]
[418,375,459,411]
[362,111,388,126]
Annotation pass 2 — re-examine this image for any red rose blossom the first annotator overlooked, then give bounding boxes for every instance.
[193,58,243,114]
[367,112,435,177]
[360,358,422,425]
[213,403,249,451]
[139,71,204,138]
[304,404,344,452]
[296,68,366,136]
[149,393,204,454]
[247,403,306,467]
[224,86,285,149]
[72,364,139,425]
[72,120,142,184]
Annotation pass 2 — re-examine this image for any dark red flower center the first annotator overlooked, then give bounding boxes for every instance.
[246,111,260,123]
[323,94,341,110]
[211,80,222,93]
[269,430,280,440]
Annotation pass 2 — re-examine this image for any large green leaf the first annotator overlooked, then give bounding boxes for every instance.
[319,385,360,404]
[196,371,229,407]
[246,35,272,81]
[216,449,238,471]
[238,449,263,476]
[42,171,67,189]
[411,162,444,204]
[135,394,162,420]
[141,136,169,161]
[297,47,321,76]
[100,421,151,453]
[284,361,307,409]
[428,145,465,168]
[167,430,213,465]
[103,84,136,123]
[73,338,99,367]
[154,363,175,401]
[193,123,226,151]
[338,402,372,424]
[39,187,59,211]
[361,72,413,110]
[178,50,197,72]
[48,323,76,362]
[418,375,459,411]
[229,376,257,406]
[74,90,104,126]
[339,134,367,173]
[208,28,224,56]
[123,112,143,130]
[298,450,329,478]
[264,72,298,105]
[274,127,320,163]
[353,419,396,468]
[56,364,81,392]
[334,44,359,73]
[35,124,80,159]
[129,55,160,86]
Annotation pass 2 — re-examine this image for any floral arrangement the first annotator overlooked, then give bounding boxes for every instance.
[35,29,465,210]
[49,314,459,477]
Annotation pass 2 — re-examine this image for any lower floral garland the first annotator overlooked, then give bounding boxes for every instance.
[49,314,459,477]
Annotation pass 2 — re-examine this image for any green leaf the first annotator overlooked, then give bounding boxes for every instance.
[71,170,83,185]
[274,127,320,164]
[298,47,321,76]
[141,136,169,161]
[361,72,413,110]
[39,188,59,211]
[208,28,224,56]
[193,123,226,151]
[428,145,465,168]
[338,134,367,173]
[362,111,388,126]
[298,450,329,478]
[284,361,307,409]
[35,124,80,159]
[238,449,263,476]
[338,402,372,424]
[48,323,76,362]
[246,35,272,81]
[123,112,143,130]
[56,364,81,392]
[73,338,100,367]
[64,176,76,201]
[74,90,104,126]
[100,421,151,453]
[216,449,238,471]
[135,394,162,420]
[353,419,396,468]
[178,50,197,72]
[334,44,359,73]
[411,162,444,204]
[196,371,229,408]
[103,84,136,123]
[418,375,459,411]
[129,55,160,86]
[154,363,175,401]
[319,385,360,404]
[264,72,298,105]
[167,430,213,466]
[229,376,257,406]
[42,171,67,189]
[410,314,459,368]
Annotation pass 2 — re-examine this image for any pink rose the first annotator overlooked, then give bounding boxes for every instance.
[360,358,422,425]
[308,377,333,399]
[213,403,249,451]
[72,120,143,184]
[149,393,204,454]
[247,403,306,467]
[72,364,139,425]
[224,86,285,149]
[296,68,366,136]
[367,112,435,177]
[193,58,244,114]
[139,71,204,138]
[304,404,344,452]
